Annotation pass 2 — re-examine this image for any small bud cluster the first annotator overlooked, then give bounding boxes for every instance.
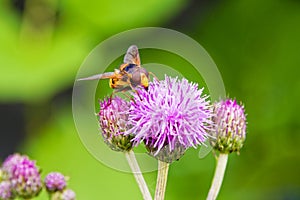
[0,154,76,200]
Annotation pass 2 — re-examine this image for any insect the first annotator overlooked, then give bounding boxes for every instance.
[78,45,151,95]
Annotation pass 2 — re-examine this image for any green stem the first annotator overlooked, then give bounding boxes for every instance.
[125,150,152,200]
[154,161,169,200]
[206,153,228,200]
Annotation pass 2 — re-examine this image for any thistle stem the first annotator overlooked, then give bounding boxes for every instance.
[154,161,169,200]
[125,151,152,200]
[206,153,228,200]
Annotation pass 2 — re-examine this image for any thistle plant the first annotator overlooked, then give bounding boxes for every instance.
[0,154,76,200]
[80,60,248,200]
[207,99,247,200]
[126,76,212,200]
[98,96,152,200]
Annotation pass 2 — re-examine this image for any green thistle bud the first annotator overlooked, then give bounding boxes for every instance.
[210,99,247,154]
[98,97,134,152]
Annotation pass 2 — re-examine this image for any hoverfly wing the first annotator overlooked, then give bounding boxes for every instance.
[77,72,115,81]
[123,45,141,66]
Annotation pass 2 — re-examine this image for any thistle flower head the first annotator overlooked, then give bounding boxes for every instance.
[0,181,13,200]
[61,189,76,200]
[9,156,42,198]
[210,98,246,154]
[98,97,134,152]
[44,172,67,192]
[127,76,212,162]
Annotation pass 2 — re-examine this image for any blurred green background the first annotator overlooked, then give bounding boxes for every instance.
[1,0,300,199]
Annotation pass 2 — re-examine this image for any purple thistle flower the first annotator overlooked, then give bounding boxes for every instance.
[127,76,212,162]
[0,181,13,200]
[61,189,76,200]
[44,172,66,192]
[210,98,247,154]
[98,96,134,152]
[9,156,42,198]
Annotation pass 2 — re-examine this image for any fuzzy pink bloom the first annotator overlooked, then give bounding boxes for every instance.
[127,76,212,157]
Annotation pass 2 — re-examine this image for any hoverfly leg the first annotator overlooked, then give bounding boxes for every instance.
[119,91,133,101]
[127,82,143,101]
[135,90,143,101]
[132,88,143,102]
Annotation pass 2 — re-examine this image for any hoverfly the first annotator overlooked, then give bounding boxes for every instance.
[78,45,151,95]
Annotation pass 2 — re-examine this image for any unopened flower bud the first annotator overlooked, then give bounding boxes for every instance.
[45,172,66,192]
[98,97,134,152]
[210,99,247,154]
[10,157,42,198]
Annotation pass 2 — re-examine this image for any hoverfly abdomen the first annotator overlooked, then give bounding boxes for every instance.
[130,67,149,89]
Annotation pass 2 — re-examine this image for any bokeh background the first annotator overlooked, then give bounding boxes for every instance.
[1,0,300,199]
